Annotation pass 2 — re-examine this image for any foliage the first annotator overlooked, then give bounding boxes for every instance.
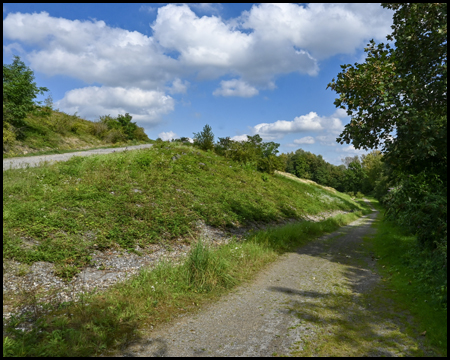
[327,3,447,283]
[99,113,148,142]
[327,3,447,179]
[3,55,49,128]
[193,124,215,151]
[383,172,447,253]
[344,161,367,194]
[360,150,383,193]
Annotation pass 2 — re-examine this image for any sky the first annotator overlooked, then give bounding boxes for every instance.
[3,3,395,165]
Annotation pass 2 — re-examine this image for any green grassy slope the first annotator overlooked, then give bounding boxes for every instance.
[3,141,364,279]
[3,108,151,158]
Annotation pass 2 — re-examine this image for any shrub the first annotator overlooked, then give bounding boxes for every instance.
[383,172,447,253]
[89,121,109,138]
[132,126,149,142]
[257,155,285,175]
[355,191,365,199]
[103,129,125,144]
[3,121,16,152]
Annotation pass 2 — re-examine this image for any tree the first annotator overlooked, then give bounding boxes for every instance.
[344,161,367,194]
[361,150,383,194]
[3,55,48,128]
[327,3,447,180]
[193,124,215,151]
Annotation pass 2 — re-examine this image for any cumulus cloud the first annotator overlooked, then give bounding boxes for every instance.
[213,79,258,97]
[158,131,178,141]
[55,86,174,124]
[252,110,346,140]
[239,3,393,60]
[294,136,315,145]
[3,11,180,89]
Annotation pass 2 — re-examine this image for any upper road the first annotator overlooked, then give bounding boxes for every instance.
[3,144,153,171]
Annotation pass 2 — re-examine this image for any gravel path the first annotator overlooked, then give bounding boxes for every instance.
[3,144,153,171]
[112,205,432,357]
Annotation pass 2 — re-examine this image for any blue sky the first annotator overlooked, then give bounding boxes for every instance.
[3,3,394,165]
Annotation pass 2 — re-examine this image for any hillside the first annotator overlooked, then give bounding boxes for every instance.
[3,141,366,279]
[3,107,152,158]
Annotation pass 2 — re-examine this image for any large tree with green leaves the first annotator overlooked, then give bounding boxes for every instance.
[327,3,447,179]
[3,55,49,128]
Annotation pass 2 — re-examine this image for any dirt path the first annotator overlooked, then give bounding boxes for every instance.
[112,205,433,357]
[2,144,153,171]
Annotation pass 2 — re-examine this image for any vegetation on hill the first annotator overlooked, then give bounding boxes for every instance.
[3,141,364,279]
[3,56,150,158]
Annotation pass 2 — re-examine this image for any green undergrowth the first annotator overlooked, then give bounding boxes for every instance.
[3,211,366,357]
[3,141,365,280]
[363,198,447,356]
[3,108,152,158]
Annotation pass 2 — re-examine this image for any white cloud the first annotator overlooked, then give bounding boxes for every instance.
[168,78,189,94]
[55,86,174,125]
[230,134,249,142]
[151,4,319,85]
[213,79,258,97]
[252,110,347,140]
[239,3,393,60]
[158,131,178,141]
[139,5,157,13]
[294,136,315,145]
[3,11,181,89]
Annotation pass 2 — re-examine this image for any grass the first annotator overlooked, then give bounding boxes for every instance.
[3,108,152,158]
[2,211,366,357]
[3,141,364,280]
[366,198,447,356]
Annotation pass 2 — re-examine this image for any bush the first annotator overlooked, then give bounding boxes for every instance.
[89,121,109,138]
[3,121,16,152]
[257,155,285,175]
[103,129,125,144]
[355,191,365,199]
[383,172,447,255]
[53,113,76,135]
